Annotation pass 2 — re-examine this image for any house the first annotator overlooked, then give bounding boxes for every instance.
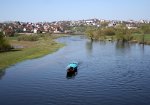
[3,28,15,37]
[33,28,38,33]
[126,24,137,29]
[53,28,61,33]
[65,30,73,34]
[108,22,116,27]
[127,26,137,29]
[23,28,26,32]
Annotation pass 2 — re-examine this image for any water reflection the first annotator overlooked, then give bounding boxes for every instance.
[140,44,145,54]
[116,41,130,49]
[99,40,107,45]
[66,69,78,79]
[0,70,5,80]
[115,41,131,53]
[86,40,93,55]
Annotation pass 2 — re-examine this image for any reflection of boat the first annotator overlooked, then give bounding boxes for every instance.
[66,71,78,79]
[66,62,78,73]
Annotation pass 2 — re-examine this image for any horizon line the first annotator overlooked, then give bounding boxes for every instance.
[0,18,150,23]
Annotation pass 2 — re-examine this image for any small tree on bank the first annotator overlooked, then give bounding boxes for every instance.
[86,27,96,40]
[115,25,133,42]
[0,32,11,51]
[139,24,150,44]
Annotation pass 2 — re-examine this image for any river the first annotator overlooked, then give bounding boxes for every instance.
[0,35,150,105]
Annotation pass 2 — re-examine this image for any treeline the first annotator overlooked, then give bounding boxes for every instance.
[86,24,150,44]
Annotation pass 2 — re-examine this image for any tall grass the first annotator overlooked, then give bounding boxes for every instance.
[17,35,39,41]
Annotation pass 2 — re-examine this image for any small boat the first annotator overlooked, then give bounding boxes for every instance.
[66,62,78,73]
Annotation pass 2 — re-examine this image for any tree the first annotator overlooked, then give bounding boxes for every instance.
[140,24,150,34]
[0,32,11,51]
[102,28,115,36]
[86,27,97,40]
[115,24,134,42]
[139,24,150,44]
[100,21,109,28]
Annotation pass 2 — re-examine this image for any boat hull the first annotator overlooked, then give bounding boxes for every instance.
[67,67,77,73]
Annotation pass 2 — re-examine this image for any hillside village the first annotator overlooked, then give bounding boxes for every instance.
[0,19,150,36]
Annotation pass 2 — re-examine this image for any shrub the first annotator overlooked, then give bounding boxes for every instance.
[103,28,115,36]
[17,35,39,41]
[0,32,12,51]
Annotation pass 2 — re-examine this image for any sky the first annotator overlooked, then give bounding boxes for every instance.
[0,0,150,22]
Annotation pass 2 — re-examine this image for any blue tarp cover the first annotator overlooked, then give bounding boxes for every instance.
[67,62,78,68]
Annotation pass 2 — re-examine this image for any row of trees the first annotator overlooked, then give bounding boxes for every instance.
[86,24,150,43]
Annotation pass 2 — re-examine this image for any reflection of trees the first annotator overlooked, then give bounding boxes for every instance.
[139,44,145,54]
[115,41,131,53]
[86,40,93,54]
[0,70,5,80]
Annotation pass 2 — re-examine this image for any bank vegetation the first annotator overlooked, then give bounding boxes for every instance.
[86,24,150,44]
[0,33,64,70]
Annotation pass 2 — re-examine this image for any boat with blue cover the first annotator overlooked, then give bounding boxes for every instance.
[66,62,78,73]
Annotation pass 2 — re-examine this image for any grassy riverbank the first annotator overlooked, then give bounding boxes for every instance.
[0,35,65,70]
[86,24,150,44]
[86,33,150,45]
[131,34,150,44]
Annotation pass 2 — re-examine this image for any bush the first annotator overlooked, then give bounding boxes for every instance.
[103,28,115,36]
[0,32,12,51]
[17,35,39,41]
[0,40,11,51]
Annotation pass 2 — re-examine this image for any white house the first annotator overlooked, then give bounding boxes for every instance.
[108,22,116,27]
[33,28,38,33]
[126,24,137,29]
[23,28,26,32]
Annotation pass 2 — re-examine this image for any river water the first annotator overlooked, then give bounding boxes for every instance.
[0,35,150,105]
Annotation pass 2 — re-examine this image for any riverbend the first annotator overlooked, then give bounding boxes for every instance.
[0,35,150,105]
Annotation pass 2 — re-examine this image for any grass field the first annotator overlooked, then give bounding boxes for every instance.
[131,34,150,44]
[0,36,64,70]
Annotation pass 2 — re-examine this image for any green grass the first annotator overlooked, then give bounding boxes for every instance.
[104,34,150,43]
[0,37,65,70]
[131,34,150,44]
[144,34,150,41]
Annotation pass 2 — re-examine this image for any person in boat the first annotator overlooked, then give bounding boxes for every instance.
[67,67,74,72]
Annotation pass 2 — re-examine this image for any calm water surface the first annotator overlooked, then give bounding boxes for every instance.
[0,35,150,105]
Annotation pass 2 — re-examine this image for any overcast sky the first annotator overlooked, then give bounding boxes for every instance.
[0,0,150,22]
